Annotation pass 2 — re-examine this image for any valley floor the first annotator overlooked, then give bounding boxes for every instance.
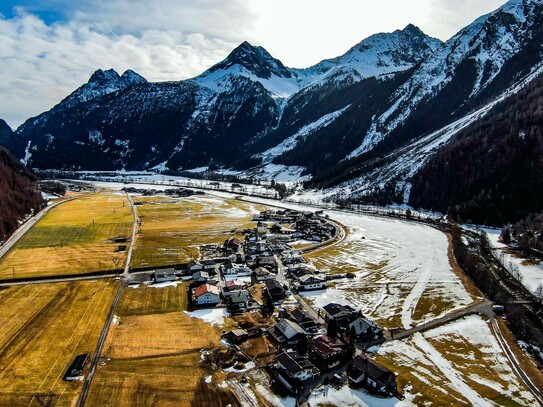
[0,182,541,406]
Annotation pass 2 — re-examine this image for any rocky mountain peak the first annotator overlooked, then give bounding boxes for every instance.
[203,41,293,80]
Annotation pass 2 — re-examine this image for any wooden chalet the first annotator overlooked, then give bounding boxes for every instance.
[268,319,307,346]
[309,335,348,370]
[348,354,398,397]
[348,317,384,343]
[323,303,360,328]
[273,350,320,393]
[265,279,285,301]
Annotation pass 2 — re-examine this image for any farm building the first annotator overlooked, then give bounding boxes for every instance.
[223,329,249,345]
[153,269,176,283]
[63,353,89,381]
[193,284,220,306]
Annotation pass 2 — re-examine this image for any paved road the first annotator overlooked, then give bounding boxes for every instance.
[122,193,139,277]
[388,300,494,341]
[76,281,125,407]
[77,193,139,407]
[491,318,543,405]
[0,196,76,261]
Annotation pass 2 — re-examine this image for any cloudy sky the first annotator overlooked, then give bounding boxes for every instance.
[0,0,507,128]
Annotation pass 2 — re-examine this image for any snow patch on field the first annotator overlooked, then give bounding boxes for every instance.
[484,229,543,295]
[184,308,228,326]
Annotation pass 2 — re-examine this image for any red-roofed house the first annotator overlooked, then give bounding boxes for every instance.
[193,284,220,306]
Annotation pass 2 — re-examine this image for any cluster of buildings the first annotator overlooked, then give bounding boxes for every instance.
[264,302,395,398]
[151,208,398,399]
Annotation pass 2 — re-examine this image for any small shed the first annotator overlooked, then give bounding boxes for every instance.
[63,353,89,381]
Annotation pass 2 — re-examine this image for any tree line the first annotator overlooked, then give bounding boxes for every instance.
[0,146,45,242]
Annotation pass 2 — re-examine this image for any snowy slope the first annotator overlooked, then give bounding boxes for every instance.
[296,24,441,88]
[347,0,543,158]
[315,61,543,204]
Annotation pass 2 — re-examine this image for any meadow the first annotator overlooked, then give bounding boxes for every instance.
[131,195,262,268]
[86,282,238,406]
[0,280,119,407]
[0,192,133,279]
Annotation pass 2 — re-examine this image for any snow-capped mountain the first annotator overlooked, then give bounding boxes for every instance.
[297,24,441,85]
[3,0,543,206]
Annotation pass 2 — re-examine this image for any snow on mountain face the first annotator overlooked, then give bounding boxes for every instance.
[253,105,351,164]
[195,27,441,98]
[295,24,442,88]
[347,0,543,158]
[194,41,301,97]
[57,68,148,111]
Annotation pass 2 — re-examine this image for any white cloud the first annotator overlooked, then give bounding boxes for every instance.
[0,11,236,128]
[0,0,509,129]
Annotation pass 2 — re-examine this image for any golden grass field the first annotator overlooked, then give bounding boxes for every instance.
[131,195,263,268]
[0,280,119,407]
[86,282,238,406]
[0,192,133,279]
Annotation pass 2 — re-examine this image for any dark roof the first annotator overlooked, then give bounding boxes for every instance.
[352,355,395,383]
[276,319,306,339]
[323,303,357,317]
[265,279,284,291]
[276,351,315,375]
[223,290,250,304]
[349,317,379,335]
[311,335,346,357]
[288,308,312,324]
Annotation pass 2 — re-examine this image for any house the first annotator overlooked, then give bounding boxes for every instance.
[202,259,216,271]
[348,317,384,343]
[323,303,360,328]
[268,319,307,346]
[256,221,268,235]
[222,261,252,276]
[252,267,276,283]
[292,231,304,240]
[265,279,285,302]
[285,307,318,333]
[295,274,326,291]
[257,255,277,270]
[224,279,246,291]
[309,335,348,370]
[273,350,320,392]
[223,329,249,345]
[193,284,220,306]
[63,353,89,381]
[153,269,176,283]
[189,261,204,272]
[193,271,213,283]
[223,289,250,312]
[348,355,398,397]
[223,237,242,253]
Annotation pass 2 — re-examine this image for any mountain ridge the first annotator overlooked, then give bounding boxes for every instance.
[2,0,542,222]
